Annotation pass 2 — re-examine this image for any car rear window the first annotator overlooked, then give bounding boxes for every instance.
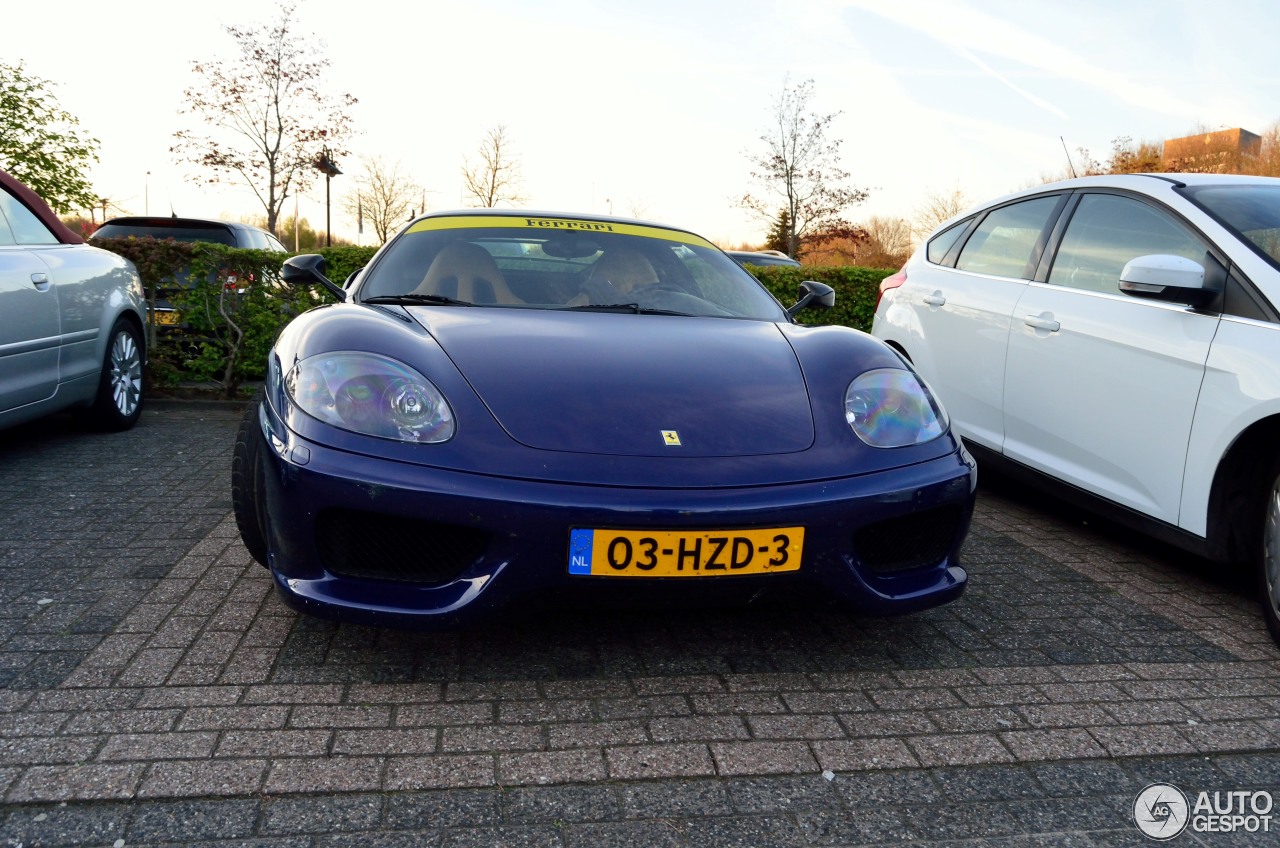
[94,222,238,246]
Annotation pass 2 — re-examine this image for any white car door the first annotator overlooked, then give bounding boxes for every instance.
[889,195,1064,453]
[1001,192,1221,523]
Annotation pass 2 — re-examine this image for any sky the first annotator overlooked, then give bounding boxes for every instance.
[7,0,1279,246]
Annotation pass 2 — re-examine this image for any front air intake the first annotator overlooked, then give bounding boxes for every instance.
[854,506,961,573]
[316,509,488,584]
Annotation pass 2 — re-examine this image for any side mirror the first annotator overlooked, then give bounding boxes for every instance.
[1118,254,1215,306]
[787,280,836,317]
[282,254,346,301]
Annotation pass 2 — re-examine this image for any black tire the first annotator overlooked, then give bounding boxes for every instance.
[232,393,271,568]
[1258,460,1280,647]
[87,318,144,431]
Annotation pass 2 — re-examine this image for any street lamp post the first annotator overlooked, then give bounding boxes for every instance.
[145,171,150,216]
[314,149,342,247]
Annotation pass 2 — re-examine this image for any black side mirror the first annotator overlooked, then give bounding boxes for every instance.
[787,280,835,317]
[282,254,346,301]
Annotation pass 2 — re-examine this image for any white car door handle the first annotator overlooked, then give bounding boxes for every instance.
[1023,314,1060,332]
[923,292,946,306]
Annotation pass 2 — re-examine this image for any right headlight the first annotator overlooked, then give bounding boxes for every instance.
[285,352,455,443]
[844,368,947,448]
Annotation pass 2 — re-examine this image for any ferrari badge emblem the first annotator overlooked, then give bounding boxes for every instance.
[662,430,682,446]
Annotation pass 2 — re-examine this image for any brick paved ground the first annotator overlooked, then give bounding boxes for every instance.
[1,401,1277,846]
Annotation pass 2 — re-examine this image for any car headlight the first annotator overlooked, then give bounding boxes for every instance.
[844,368,947,447]
[285,352,455,443]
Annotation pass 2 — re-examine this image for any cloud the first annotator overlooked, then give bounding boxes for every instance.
[840,0,1205,120]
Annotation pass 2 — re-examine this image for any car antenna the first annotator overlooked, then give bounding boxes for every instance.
[1060,136,1078,178]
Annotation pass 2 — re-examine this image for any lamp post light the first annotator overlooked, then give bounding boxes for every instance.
[314,149,342,247]
[145,171,150,216]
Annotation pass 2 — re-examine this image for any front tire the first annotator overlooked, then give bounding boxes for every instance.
[232,394,271,568]
[1260,464,1280,647]
[88,318,144,431]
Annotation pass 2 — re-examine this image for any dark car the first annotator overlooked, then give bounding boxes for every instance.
[0,169,146,431]
[92,216,287,327]
[232,209,975,629]
[727,249,802,268]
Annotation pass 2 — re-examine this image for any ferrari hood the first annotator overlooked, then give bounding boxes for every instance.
[410,309,815,457]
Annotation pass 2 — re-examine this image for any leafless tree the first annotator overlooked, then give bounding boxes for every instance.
[911,185,970,242]
[1245,124,1280,177]
[461,125,527,208]
[738,78,869,258]
[855,216,913,268]
[341,156,421,244]
[171,2,358,234]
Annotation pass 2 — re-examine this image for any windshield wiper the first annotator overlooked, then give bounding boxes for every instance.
[362,294,474,306]
[562,303,694,316]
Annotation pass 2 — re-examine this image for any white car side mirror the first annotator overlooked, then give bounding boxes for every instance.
[1119,254,1213,305]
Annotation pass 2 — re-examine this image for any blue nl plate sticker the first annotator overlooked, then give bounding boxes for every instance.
[568,529,594,575]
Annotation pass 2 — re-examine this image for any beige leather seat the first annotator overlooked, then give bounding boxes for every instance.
[588,248,659,294]
[415,242,521,304]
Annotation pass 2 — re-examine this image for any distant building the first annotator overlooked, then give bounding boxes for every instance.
[1163,128,1261,173]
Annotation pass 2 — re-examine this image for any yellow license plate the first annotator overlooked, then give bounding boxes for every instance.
[152,310,180,325]
[568,527,803,577]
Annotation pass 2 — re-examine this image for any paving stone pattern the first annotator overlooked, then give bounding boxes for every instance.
[1,401,1277,845]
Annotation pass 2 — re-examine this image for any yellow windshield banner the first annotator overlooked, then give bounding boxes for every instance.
[405,215,715,248]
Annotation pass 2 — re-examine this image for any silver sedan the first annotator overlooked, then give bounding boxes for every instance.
[0,169,146,431]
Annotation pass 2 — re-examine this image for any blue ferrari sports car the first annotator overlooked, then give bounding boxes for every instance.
[233,211,975,627]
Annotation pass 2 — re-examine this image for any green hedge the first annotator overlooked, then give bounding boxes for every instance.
[92,236,893,394]
[745,265,895,333]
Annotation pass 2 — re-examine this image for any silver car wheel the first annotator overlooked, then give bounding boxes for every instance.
[109,329,143,417]
[1265,474,1280,622]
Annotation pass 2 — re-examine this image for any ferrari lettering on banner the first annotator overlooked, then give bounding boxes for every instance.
[403,215,716,247]
[524,218,615,232]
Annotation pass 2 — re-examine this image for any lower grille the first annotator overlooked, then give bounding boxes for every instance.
[854,506,961,573]
[316,509,488,584]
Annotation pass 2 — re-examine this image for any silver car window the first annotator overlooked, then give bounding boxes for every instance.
[0,188,58,245]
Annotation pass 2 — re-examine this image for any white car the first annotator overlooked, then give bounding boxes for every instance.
[872,173,1280,646]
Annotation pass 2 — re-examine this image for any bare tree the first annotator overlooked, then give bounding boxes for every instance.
[341,156,421,244]
[461,125,527,208]
[739,78,869,258]
[855,216,913,268]
[911,185,970,242]
[1245,124,1280,177]
[171,2,358,234]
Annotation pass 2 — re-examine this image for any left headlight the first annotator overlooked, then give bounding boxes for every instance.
[844,368,947,448]
[285,352,455,443]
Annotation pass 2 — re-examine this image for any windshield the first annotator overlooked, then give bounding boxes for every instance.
[1181,184,1280,268]
[357,215,789,320]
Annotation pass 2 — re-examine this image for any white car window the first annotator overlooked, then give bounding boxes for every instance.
[926,219,969,264]
[1048,194,1206,294]
[954,197,1059,279]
